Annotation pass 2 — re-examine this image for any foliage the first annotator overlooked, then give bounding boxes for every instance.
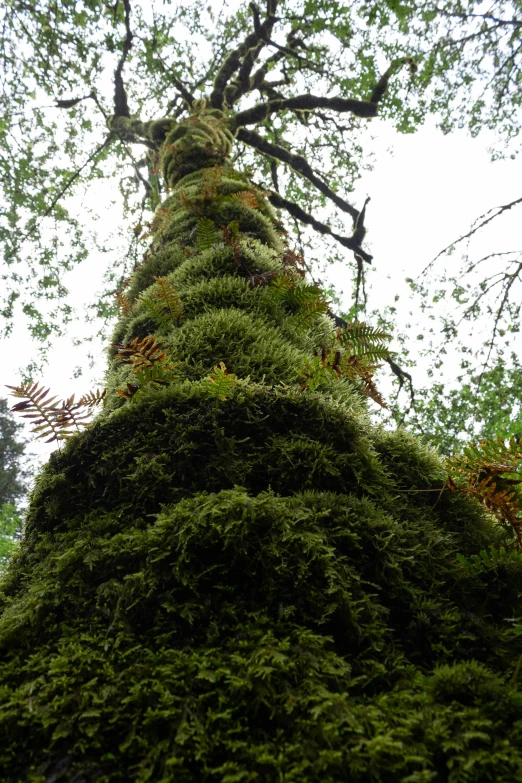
[0,503,20,573]
[446,435,522,545]
[202,361,239,400]
[113,335,176,401]
[139,276,184,330]
[400,356,522,456]
[0,398,28,506]
[2,0,521,352]
[298,323,391,407]
[6,383,105,442]
[1,1,522,779]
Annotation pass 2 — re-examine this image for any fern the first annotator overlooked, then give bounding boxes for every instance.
[140,276,183,329]
[269,275,330,330]
[113,335,170,371]
[113,336,176,401]
[79,389,107,408]
[446,436,522,544]
[115,291,134,315]
[456,545,522,575]
[336,322,391,362]
[298,345,387,407]
[231,190,259,209]
[221,221,242,266]
[194,218,222,251]
[6,383,104,442]
[202,362,238,400]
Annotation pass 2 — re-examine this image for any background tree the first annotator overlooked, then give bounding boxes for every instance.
[0,398,30,571]
[1,1,522,780]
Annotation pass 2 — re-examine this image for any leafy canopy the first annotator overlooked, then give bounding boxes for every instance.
[1,0,521,345]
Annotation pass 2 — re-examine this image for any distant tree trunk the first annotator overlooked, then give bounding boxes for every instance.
[0,104,521,783]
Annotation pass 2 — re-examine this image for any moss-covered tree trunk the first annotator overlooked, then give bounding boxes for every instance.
[1,105,522,782]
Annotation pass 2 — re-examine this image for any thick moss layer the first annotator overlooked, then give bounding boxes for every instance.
[1,106,522,782]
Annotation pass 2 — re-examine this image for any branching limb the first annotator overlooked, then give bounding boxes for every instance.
[262,187,373,262]
[113,0,133,118]
[477,260,522,388]
[421,195,522,276]
[237,126,359,221]
[232,93,378,128]
[210,0,280,109]
[232,57,411,127]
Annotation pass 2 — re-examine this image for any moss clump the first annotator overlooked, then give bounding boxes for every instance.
[1,108,522,782]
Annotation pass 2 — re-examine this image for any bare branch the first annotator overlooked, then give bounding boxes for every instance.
[237,126,359,221]
[262,187,373,263]
[232,93,378,128]
[477,261,522,388]
[421,195,522,276]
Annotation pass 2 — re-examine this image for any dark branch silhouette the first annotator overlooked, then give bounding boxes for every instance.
[210,0,280,110]
[237,127,359,221]
[232,93,378,129]
[263,188,373,262]
[113,0,133,118]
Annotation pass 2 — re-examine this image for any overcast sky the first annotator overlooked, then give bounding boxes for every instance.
[2,117,521,463]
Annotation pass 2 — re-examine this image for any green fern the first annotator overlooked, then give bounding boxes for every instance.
[336,322,391,362]
[140,276,183,329]
[202,362,238,400]
[195,218,222,251]
[269,275,330,330]
[456,546,522,574]
[298,345,387,407]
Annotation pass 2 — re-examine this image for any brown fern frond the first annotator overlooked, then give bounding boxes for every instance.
[113,335,170,371]
[447,437,522,544]
[231,190,259,209]
[79,389,106,408]
[221,221,242,265]
[115,291,133,315]
[116,382,140,400]
[6,382,69,442]
[281,246,307,278]
[54,395,92,436]
[7,383,90,443]
[343,355,387,408]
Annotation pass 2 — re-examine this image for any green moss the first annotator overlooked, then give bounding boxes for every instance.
[2,114,522,782]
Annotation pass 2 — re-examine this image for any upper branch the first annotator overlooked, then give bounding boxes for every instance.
[237,126,359,221]
[264,188,373,263]
[210,0,280,110]
[231,58,411,128]
[113,0,133,118]
[226,28,315,106]
[232,93,378,128]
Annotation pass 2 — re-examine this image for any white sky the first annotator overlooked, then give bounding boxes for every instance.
[1,117,521,465]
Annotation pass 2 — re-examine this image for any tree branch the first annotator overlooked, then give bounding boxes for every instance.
[113,0,133,118]
[261,187,373,262]
[421,195,522,276]
[5,135,114,261]
[210,0,280,110]
[232,93,378,128]
[237,126,359,221]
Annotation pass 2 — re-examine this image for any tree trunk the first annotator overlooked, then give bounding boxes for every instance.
[1,105,521,782]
